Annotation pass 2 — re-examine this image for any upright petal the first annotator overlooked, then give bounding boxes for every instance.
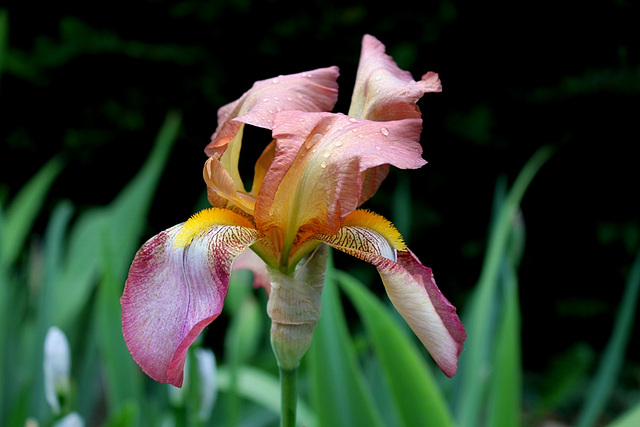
[205,66,340,158]
[255,111,425,255]
[348,34,441,122]
[313,210,465,377]
[121,215,259,387]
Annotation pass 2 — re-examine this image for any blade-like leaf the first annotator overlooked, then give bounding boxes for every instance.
[486,261,522,427]
[607,399,640,427]
[53,208,104,327]
[217,365,316,427]
[105,110,181,281]
[1,156,64,267]
[306,259,384,427]
[454,145,554,427]
[336,270,456,427]
[576,250,640,427]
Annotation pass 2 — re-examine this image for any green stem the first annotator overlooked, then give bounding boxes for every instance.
[279,366,298,427]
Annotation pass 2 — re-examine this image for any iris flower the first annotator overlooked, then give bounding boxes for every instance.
[121,35,466,388]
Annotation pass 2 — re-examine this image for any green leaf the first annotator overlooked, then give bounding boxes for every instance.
[95,220,144,416]
[576,251,640,427]
[217,365,316,427]
[53,208,105,327]
[486,261,522,427]
[454,146,554,427]
[1,156,64,268]
[336,270,455,427]
[30,201,74,421]
[223,274,264,427]
[607,399,640,427]
[306,259,384,427]
[104,110,181,281]
[103,400,139,427]
[486,203,525,427]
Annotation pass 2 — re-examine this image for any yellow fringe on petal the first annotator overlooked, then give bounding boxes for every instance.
[343,209,406,251]
[174,208,255,249]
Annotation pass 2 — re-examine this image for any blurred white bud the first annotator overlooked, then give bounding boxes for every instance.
[194,347,217,421]
[53,412,84,427]
[43,326,71,414]
[167,354,189,406]
[167,347,217,421]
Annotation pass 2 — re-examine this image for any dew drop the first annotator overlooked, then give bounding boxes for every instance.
[375,146,381,150]
[349,117,358,123]
[287,96,293,101]
[323,151,330,158]
[380,127,390,136]
[320,161,327,168]
[262,98,269,103]
[334,140,343,147]
[358,134,365,139]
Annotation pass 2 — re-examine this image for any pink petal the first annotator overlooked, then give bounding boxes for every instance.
[204,67,340,158]
[349,34,442,121]
[121,223,259,387]
[232,248,271,295]
[314,229,465,377]
[255,112,425,239]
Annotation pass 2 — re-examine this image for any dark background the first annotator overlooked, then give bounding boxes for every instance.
[1,0,638,408]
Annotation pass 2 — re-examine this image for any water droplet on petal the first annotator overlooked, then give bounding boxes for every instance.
[376,146,381,150]
[358,134,365,139]
[287,96,293,101]
[334,140,343,147]
[380,127,389,136]
[349,117,358,123]
[263,98,269,103]
[323,151,330,158]
[320,161,327,168]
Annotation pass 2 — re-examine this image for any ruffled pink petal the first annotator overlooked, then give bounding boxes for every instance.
[255,111,425,240]
[121,223,259,387]
[314,229,465,377]
[232,248,271,295]
[205,67,340,158]
[348,34,442,121]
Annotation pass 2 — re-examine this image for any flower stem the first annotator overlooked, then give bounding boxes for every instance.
[279,366,298,427]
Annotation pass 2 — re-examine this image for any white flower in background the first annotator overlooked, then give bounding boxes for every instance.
[194,347,217,421]
[167,347,217,421]
[43,326,71,414]
[53,412,84,427]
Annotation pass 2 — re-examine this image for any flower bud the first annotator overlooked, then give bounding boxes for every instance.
[43,326,71,414]
[267,244,329,369]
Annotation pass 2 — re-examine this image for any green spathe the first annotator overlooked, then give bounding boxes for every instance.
[267,244,329,370]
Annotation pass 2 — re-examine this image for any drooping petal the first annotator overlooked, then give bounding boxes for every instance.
[121,213,259,387]
[204,66,340,158]
[255,111,425,254]
[313,210,465,377]
[348,34,442,122]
